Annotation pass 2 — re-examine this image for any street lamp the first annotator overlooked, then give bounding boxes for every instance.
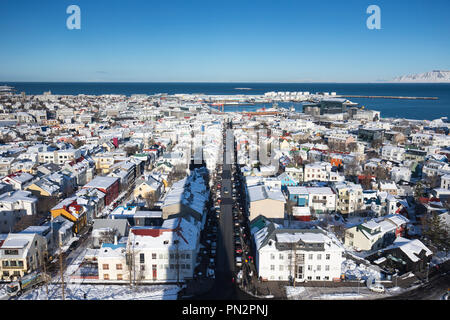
[395,269,398,288]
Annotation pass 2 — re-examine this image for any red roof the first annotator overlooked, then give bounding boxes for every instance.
[131,228,170,237]
[419,197,440,204]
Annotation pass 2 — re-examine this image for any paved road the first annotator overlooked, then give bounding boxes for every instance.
[192,125,256,300]
[383,271,450,300]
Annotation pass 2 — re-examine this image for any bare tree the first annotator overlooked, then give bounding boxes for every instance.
[425,174,441,189]
[98,228,117,246]
[344,159,360,177]
[374,166,390,181]
[143,191,158,209]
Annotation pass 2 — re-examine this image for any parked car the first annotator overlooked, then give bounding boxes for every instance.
[369,283,385,293]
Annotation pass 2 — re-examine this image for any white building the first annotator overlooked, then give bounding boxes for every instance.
[306,187,336,213]
[390,166,412,183]
[97,243,129,281]
[121,217,201,283]
[440,174,450,190]
[304,162,332,182]
[253,221,345,281]
[38,149,82,165]
[333,182,363,216]
[381,145,405,162]
[0,191,38,233]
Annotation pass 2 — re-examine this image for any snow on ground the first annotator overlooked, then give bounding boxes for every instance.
[18,282,180,300]
[285,286,305,299]
[341,259,381,281]
[318,293,365,300]
[0,284,8,300]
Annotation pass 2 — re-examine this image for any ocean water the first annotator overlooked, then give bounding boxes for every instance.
[3,82,450,120]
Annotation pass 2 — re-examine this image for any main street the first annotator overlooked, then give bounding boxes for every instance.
[192,122,256,300]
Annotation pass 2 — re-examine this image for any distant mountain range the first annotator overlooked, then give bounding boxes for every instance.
[392,70,450,83]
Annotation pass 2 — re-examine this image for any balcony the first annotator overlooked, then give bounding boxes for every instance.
[312,199,327,204]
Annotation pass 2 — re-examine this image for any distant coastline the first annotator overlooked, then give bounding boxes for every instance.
[1,82,449,121]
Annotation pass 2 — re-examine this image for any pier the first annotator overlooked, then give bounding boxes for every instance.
[336,95,438,100]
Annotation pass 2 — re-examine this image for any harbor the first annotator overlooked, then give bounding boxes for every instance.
[336,95,438,100]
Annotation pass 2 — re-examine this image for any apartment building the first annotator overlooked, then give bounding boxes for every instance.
[333,182,364,216]
[0,233,47,280]
[117,218,200,282]
[381,145,405,162]
[253,222,345,281]
[38,149,82,165]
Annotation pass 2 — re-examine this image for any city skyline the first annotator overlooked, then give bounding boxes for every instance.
[0,0,449,82]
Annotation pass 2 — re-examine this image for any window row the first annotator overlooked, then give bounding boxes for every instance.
[269,253,331,260]
[269,264,331,271]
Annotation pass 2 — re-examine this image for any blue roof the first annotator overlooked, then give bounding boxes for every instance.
[101,243,126,250]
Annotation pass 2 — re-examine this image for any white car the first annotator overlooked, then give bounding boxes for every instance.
[369,283,385,293]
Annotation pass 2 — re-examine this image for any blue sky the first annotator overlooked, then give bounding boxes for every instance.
[0,0,449,82]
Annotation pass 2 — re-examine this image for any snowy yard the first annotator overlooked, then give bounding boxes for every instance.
[318,293,365,300]
[341,259,381,281]
[285,286,305,299]
[17,282,180,300]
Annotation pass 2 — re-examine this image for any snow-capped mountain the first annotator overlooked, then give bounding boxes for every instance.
[392,70,450,83]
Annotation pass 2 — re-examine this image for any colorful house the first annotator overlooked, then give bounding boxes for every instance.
[277,172,299,191]
[51,197,87,234]
[82,176,120,206]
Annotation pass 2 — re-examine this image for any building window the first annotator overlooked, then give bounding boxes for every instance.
[316,276,320,280]
[279,254,284,260]
[140,253,145,263]
[317,254,322,260]
[317,265,321,271]
[270,254,275,260]
[186,254,190,260]
[308,265,312,271]
[270,265,275,271]
[186,264,190,270]
[102,264,109,270]
[279,265,284,271]
[324,276,329,280]
[152,253,157,259]
[116,264,122,270]
[308,254,313,260]
[325,265,330,271]
[117,274,123,280]
[104,274,109,280]
[140,265,145,271]
[307,276,312,280]
[326,254,330,260]
[180,254,186,259]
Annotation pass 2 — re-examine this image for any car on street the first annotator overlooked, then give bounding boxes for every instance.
[369,283,385,293]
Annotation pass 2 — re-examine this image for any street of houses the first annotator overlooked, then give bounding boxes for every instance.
[0,90,448,300]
